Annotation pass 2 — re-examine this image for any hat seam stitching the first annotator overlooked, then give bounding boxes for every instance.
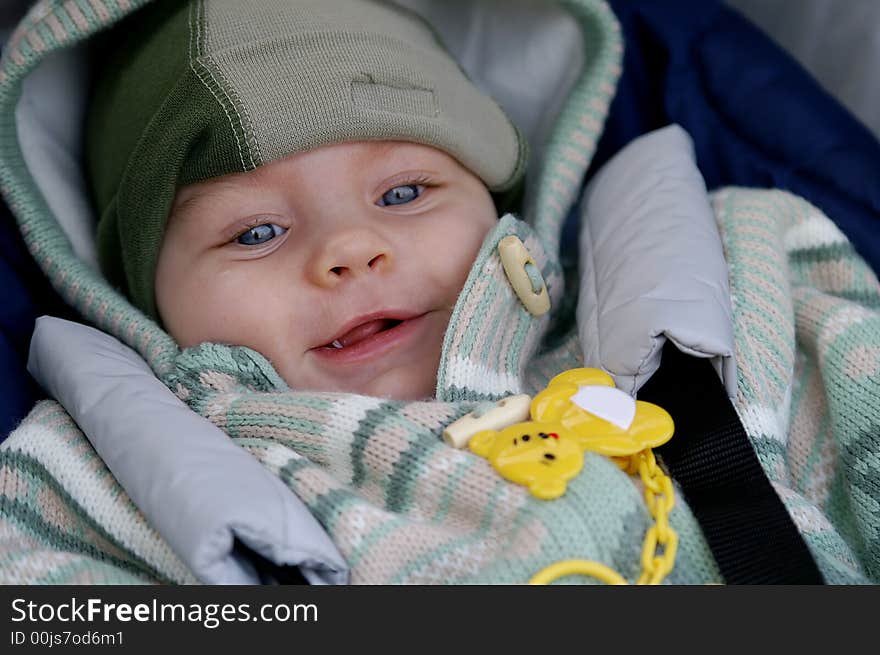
[187,0,254,172]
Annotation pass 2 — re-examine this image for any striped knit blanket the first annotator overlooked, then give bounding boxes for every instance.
[1,0,879,585]
[2,187,878,584]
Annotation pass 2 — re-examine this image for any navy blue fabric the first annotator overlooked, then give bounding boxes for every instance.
[565,0,880,274]
[0,32,82,443]
[0,198,80,442]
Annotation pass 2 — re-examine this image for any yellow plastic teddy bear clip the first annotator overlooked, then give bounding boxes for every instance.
[462,368,679,584]
[469,422,584,500]
[531,368,674,457]
[466,368,675,500]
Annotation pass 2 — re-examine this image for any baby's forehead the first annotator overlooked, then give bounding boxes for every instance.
[278,140,450,170]
[174,141,459,205]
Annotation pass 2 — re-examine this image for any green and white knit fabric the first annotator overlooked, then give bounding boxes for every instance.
[0,0,879,584]
[714,189,880,582]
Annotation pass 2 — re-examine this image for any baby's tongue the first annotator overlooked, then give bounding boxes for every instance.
[335,319,395,347]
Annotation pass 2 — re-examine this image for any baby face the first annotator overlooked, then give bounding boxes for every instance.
[155,141,498,400]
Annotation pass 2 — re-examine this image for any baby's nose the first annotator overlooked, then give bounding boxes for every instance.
[328,253,386,277]
[308,227,393,287]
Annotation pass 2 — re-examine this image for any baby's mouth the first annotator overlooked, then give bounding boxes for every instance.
[322,318,404,349]
[310,312,429,365]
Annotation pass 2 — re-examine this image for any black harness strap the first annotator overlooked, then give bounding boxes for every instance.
[638,343,824,584]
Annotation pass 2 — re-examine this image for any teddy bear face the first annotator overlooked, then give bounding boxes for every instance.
[469,422,584,499]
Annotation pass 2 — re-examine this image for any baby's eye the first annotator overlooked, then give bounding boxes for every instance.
[235,223,287,246]
[377,184,424,207]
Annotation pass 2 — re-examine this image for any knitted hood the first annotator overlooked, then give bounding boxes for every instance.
[0,0,622,401]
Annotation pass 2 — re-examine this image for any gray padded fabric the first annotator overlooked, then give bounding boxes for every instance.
[577,125,737,398]
[27,316,349,585]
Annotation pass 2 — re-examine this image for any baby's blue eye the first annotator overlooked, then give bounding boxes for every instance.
[236,223,286,246]
[378,184,423,207]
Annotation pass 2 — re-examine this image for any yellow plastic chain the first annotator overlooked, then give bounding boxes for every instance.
[633,449,678,585]
[529,448,678,585]
[457,369,679,585]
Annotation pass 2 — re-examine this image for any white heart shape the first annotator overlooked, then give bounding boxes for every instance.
[569,385,636,430]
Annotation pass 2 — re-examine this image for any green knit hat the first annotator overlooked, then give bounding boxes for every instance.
[86,0,527,321]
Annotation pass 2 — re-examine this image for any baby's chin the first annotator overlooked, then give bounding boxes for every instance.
[280,363,439,400]
[278,342,444,400]
[360,370,438,400]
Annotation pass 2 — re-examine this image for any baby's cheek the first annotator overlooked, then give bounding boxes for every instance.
[451,222,493,289]
[157,270,264,349]
[432,221,490,288]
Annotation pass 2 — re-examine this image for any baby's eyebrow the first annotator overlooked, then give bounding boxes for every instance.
[170,193,205,219]
[377,141,406,157]
[170,180,247,222]
[377,141,435,164]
